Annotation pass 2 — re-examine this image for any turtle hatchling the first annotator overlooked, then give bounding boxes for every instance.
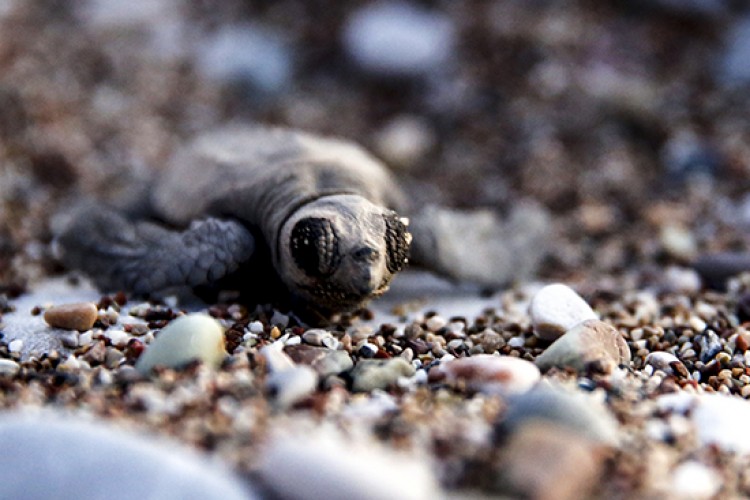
[56,126,550,323]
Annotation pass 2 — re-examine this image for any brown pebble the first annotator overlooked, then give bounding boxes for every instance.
[43,302,98,331]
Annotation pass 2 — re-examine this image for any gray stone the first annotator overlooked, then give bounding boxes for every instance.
[529,283,598,341]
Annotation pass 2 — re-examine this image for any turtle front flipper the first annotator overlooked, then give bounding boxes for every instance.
[55,204,255,295]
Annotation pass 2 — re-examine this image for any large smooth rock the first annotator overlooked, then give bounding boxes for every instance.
[0,411,255,500]
[350,358,415,392]
[258,429,442,500]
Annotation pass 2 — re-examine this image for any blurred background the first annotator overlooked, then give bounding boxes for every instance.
[1,0,750,288]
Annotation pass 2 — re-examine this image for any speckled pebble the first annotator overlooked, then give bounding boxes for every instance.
[529,284,598,340]
[350,358,416,392]
[645,351,684,375]
[135,314,226,375]
[430,354,540,395]
[43,302,98,331]
[535,320,631,373]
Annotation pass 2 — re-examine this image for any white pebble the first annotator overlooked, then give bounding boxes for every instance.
[266,366,318,410]
[425,315,447,332]
[529,283,598,340]
[248,321,264,334]
[78,331,94,347]
[104,329,131,348]
[8,340,23,353]
[0,359,20,376]
[508,336,525,348]
[374,115,435,168]
[342,1,455,77]
[135,314,226,375]
[433,354,540,395]
[671,461,721,500]
[59,355,80,371]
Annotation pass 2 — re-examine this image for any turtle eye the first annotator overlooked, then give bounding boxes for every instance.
[290,218,340,277]
[384,213,411,274]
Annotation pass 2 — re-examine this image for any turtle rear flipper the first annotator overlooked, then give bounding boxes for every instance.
[55,205,255,295]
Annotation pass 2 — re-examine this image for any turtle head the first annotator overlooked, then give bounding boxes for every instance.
[278,195,411,314]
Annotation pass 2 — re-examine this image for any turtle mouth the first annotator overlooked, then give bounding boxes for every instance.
[299,277,392,311]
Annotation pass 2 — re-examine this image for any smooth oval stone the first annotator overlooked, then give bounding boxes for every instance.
[136,314,226,374]
[529,284,598,340]
[0,412,255,500]
[350,358,415,392]
[44,302,98,331]
[535,320,631,373]
[258,430,442,500]
[429,354,540,395]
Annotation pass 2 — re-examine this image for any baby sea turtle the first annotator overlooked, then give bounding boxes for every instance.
[56,126,549,322]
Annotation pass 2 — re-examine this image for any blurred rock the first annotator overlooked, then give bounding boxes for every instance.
[284,344,353,377]
[492,421,606,500]
[720,14,750,87]
[498,384,620,446]
[0,412,255,500]
[196,24,293,94]
[374,115,435,169]
[266,366,318,410]
[342,1,455,78]
[258,429,442,500]
[670,461,722,500]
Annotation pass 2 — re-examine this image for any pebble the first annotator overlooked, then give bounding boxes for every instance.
[350,358,416,392]
[302,329,332,347]
[535,320,631,373]
[493,421,605,500]
[342,1,455,77]
[284,345,353,377]
[659,224,698,261]
[266,366,318,410]
[135,314,226,375]
[43,302,98,331]
[104,329,130,348]
[529,284,598,340]
[670,461,721,500]
[0,412,255,500]
[8,339,23,353]
[696,330,722,363]
[0,359,19,376]
[429,354,540,395]
[258,429,441,500]
[498,385,619,446]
